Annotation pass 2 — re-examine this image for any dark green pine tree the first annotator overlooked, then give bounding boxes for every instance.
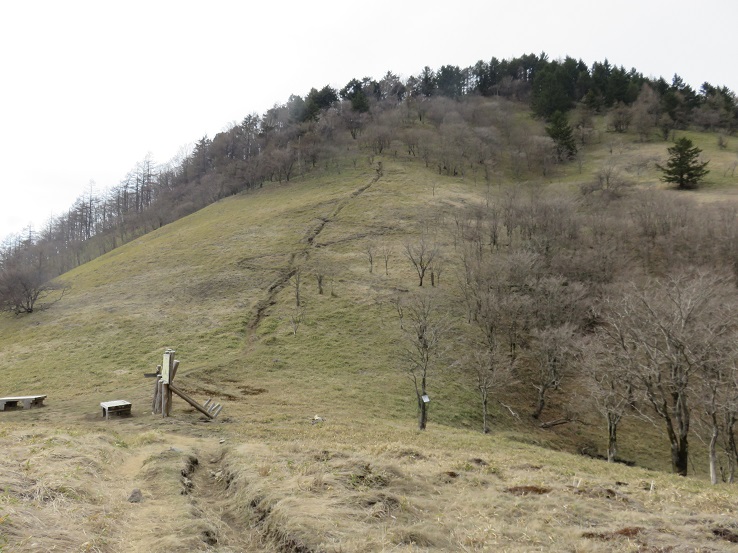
[339,78,370,113]
[656,137,709,189]
[545,111,577,162]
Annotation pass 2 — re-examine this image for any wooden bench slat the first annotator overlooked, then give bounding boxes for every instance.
[100,400,130,408]
[0,395,47,411]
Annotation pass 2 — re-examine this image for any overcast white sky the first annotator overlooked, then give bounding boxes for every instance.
[1,0,736,241]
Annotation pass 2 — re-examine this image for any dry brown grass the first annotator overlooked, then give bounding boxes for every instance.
[3,399,738,551]
[1,131,738,551]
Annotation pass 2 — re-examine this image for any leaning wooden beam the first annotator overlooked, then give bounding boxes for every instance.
[168,383,216,419]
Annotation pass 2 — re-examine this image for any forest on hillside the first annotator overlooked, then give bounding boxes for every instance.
[1,52,736,293]
[3,53,738,483]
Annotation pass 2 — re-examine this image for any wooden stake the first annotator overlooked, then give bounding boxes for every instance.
[154,379,162,414]
[162,382,169,417]
[152,377,160,413]
[168,357,175,416]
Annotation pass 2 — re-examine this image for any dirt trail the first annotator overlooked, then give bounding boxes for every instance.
[0,422,264,553]
[246,170,382,336]
[111,433,259,552]
[187,447,259,551]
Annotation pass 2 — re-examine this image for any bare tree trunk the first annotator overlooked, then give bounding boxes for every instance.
[710,425,719,485]
[532,386,547,420]
[482,393,490,434]
[607,414,618,463]
[418,370,428,431]
[404,295,445,432]
[670,436,689,477]
[729,424,737,484]
[674,393,690,477]
[661,409,688,476]
[418,395,427,431]
[365,243,375,274]
[290,268,302,307]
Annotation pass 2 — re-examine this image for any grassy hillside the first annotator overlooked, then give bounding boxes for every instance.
[2,126,738,551]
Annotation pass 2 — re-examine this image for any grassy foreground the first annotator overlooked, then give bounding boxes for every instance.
[2,137,738,551]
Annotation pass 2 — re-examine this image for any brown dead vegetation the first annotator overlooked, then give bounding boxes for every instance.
[3,422,738,552]
[714,527,738,543]
[582,526,644,540]
[506,484,551,495]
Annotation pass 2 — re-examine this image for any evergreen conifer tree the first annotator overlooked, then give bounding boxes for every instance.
[656,137,709,189]
[546,111,577,161]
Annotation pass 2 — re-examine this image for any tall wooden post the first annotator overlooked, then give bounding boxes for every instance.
[152,365,162,413]
[155,380,163,414]
[161,349,175,418]
[167,357,176,416]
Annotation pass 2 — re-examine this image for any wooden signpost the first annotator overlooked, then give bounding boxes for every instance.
[150,349,222,419]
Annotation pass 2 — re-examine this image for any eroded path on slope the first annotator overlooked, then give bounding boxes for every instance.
[0,422,264,553]
[245,169,382,336]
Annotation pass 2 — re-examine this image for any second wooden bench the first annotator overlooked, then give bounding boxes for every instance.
[100,400,132,420]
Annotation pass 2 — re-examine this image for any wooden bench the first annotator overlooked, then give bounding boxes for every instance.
[100,400,132,420]
[0,395,47,411]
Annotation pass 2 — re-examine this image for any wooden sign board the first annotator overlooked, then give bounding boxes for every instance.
[161,350,175,384]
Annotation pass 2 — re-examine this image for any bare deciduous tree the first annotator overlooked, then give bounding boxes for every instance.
[601,272,734,477]
[429,255,444,287]
[400,294,448,430]
[529,323,577,420]
[716,377,738,483]
[289,267,302,307]
[404,235,439,287]
[316,273,324,295]
[463,262,517,432]
[364,241,376,274]
[698,354,738,483]
[530,276,588,330]
[630,84,661,142]
[380,243,393,276]
[581,160,634,201]
[391,293,405,329]
[609,102,632,133]
[0,244,67,315]
[581,336,634,462]
[290,307,305,335]
[469,343,516,434]
[689,291,738,484]
[0,261,67,315]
